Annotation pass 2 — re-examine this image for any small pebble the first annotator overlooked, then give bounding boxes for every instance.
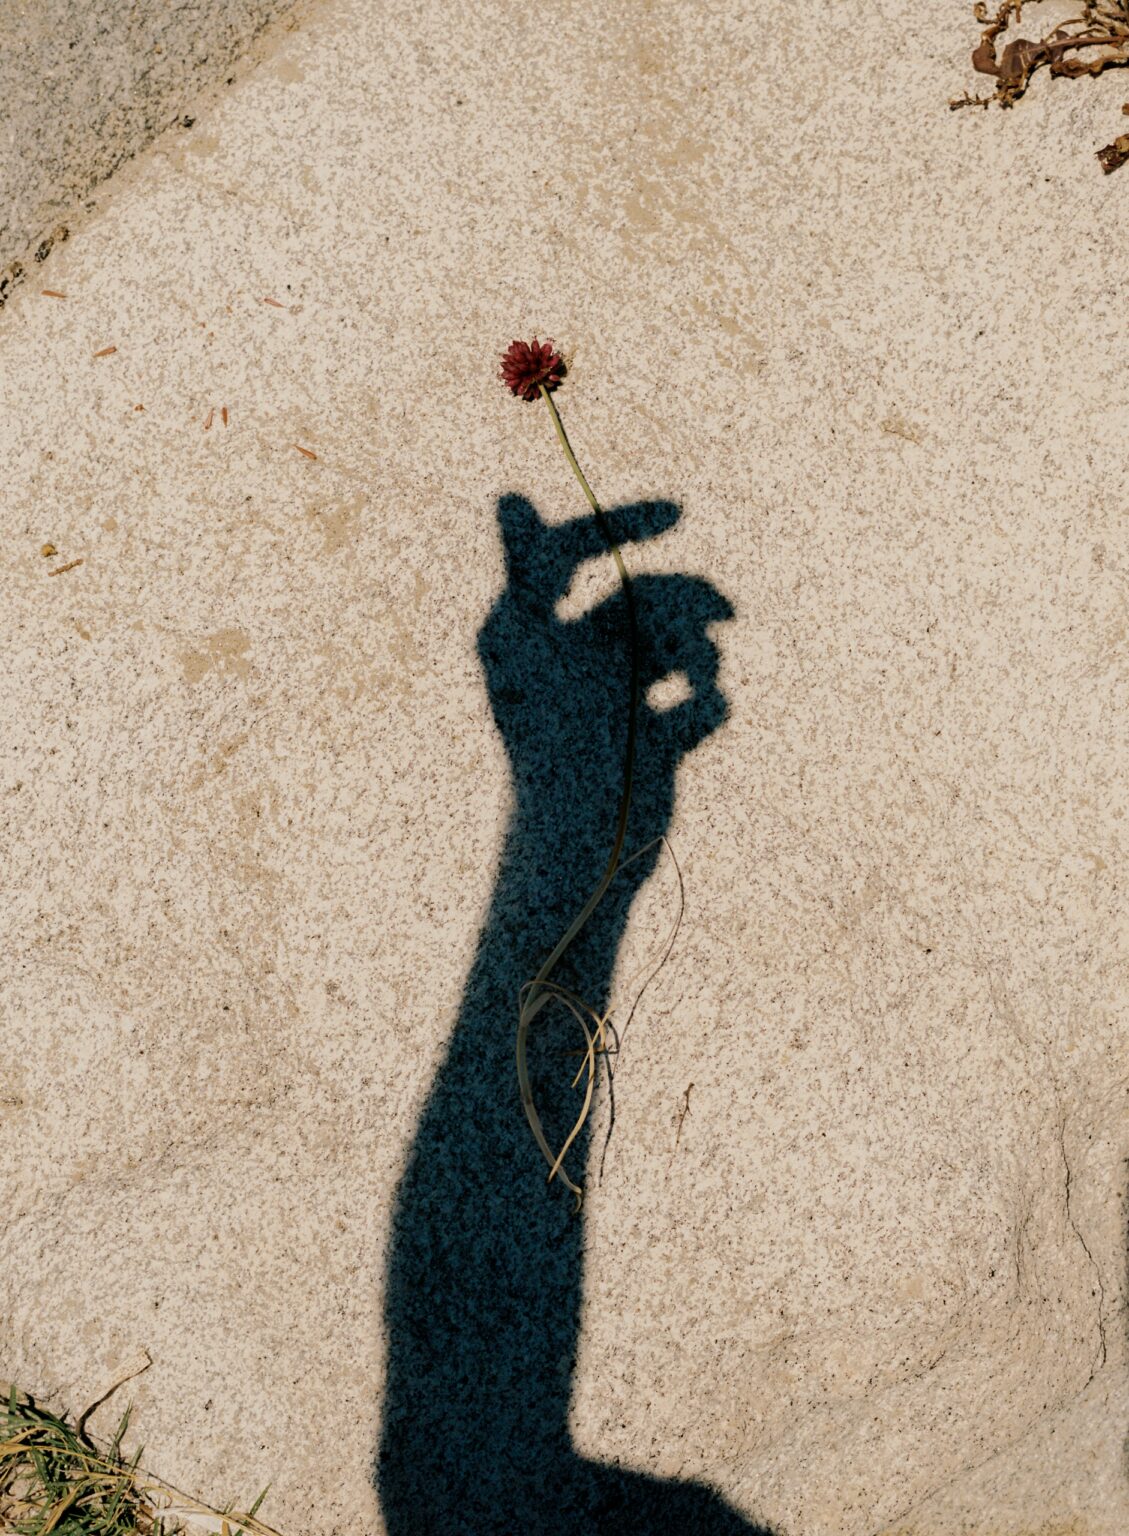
[41,543,57,558]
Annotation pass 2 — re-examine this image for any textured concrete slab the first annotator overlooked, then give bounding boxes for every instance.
[0,0,301,304]
[1,1,1128,1533]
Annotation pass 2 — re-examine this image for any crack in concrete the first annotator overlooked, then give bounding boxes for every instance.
[1058,1115,1108,1385]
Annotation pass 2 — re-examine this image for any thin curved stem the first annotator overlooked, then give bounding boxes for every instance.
[515,385,642,1204]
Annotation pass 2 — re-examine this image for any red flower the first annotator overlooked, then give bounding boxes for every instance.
[498,337,565,401]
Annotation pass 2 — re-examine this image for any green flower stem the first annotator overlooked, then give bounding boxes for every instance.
[514,384,641,1204]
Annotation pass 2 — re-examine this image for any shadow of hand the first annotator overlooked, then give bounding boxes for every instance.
[478,493,732,894]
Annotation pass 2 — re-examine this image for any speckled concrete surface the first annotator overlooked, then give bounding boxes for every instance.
[1,1,1128,1532]
[0,0,302,304]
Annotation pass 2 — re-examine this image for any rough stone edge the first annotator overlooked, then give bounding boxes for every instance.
[0,0,314,313]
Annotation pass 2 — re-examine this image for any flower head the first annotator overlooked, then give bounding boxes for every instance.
[498,337,565,401]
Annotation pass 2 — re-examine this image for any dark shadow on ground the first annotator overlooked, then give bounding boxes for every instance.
[376,493,774,1535]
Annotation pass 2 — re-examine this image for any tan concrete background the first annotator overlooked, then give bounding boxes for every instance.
[2,0,1128,1532]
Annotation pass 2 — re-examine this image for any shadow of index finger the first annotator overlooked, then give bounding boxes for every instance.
[557,500,681,574]
[497,495,682,604]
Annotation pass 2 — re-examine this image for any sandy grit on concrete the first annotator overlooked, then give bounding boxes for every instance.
[1,1,1128,1533]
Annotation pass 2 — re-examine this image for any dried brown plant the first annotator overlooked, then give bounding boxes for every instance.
[952,1,1129,171]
